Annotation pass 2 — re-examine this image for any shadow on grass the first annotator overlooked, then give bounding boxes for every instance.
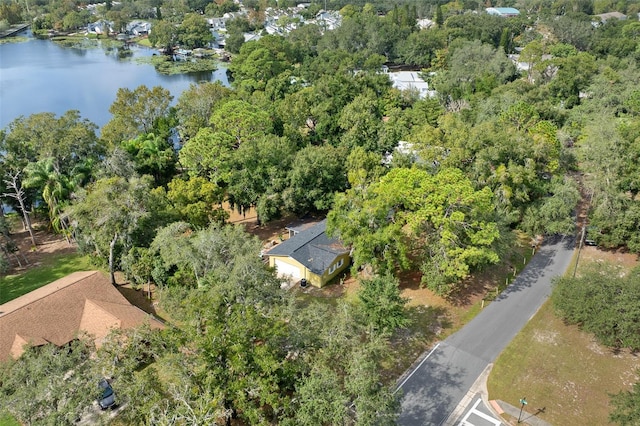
[382,305,451,382]
[405,304,452,336]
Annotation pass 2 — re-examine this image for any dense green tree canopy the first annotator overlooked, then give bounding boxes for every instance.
[178,13,213,48]
[102,85,173,145]
[147,19,179,52]
[329,167,500,294]
[229,35,297,93]
[121,132,177,186]
[358,274,410,334]
[0,110,101,175]
[283,144,348,215]
[163,176,227,228]
[209,99,274,147]
[67,175,171,283]
[433,40,517,101]
[176,81,233,140]
[0,340,96,426]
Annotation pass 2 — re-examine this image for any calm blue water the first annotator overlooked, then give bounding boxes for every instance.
[0,30,229,131]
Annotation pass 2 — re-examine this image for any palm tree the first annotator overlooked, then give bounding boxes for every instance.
[23,158,75,240]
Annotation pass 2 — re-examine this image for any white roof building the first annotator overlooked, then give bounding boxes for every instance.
[486,7,520,17]
[387,71,436,99]
[417,18,435,29]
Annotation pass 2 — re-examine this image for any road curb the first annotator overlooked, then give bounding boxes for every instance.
[443,363,494,425]
[495,400,552,426]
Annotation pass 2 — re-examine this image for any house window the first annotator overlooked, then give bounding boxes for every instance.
[329,258,344,275]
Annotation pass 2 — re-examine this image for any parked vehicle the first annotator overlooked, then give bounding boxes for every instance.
[98,378,116,410]
[584,226,598,246]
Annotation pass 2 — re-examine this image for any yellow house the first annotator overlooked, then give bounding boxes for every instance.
[267,219,350,288]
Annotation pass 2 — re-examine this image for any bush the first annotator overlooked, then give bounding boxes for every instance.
[610,370,640,425]
[552,264,640,350]
[358,274,410,334]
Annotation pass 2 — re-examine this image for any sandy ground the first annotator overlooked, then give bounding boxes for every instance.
[4,226,76,274]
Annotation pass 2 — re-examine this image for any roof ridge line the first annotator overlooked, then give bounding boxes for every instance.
[0,271,100,317]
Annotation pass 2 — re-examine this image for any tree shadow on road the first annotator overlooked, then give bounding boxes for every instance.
[397,345,466,425]
[495,234,575,301]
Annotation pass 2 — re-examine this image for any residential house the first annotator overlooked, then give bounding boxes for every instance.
[267,219,350,288]
[417,18,435,29]
[212,32,226,49]
[383,140,449,168]
[207,17,227,31]
[387,70,436,99]
[244,32,262,42]
[87,20,113,35]
[592,11,627,26]
[0,271,163,361]
[314,11,342,31]
[126,20,152,36]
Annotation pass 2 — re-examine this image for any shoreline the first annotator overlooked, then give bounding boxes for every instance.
[0,23,30,39]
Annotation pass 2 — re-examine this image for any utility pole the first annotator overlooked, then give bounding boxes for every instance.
[573,224,586,278]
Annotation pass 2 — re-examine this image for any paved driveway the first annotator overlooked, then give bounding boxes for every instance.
[398,235,575,425]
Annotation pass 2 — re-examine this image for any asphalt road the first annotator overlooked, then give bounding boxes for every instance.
[398,234,575,426]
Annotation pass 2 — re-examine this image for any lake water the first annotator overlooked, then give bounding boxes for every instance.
[0,30,229,131]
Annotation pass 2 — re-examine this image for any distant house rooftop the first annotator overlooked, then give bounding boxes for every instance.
[417,18,435,29]
[594,11,627,23]
[386,71,436,99]
[486,7,520,17]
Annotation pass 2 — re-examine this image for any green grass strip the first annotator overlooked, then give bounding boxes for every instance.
[0,410,21,426]
[0,253,94,304]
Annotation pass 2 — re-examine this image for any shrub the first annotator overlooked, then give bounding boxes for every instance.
[552,264,640,350]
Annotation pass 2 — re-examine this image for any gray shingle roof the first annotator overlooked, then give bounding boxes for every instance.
[267,219,348,274]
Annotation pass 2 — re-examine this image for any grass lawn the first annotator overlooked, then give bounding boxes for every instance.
[135,37,152,47]
[0,410,21,426]
[0,253,94,304]
[488,248,640,425]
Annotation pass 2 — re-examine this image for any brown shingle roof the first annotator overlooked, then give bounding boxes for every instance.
[0,271,163,360]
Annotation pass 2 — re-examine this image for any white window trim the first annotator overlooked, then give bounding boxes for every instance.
[328,258,344,275]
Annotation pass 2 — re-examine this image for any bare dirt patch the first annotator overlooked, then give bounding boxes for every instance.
[578,246,638,272]
[225,203,322,251]
[4,226,77,275]
[533,330,559,346]
[226,203,288,242]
